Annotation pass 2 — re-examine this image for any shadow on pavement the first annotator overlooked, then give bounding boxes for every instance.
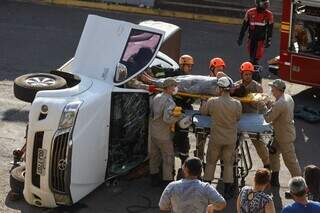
[292,87,320,169]
[293,87,320,107]
[1,109,29,122]
[4,177,164,213]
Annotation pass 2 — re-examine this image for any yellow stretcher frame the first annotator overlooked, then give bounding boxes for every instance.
[155,88,269,103]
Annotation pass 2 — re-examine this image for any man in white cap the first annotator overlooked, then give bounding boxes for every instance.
[260,79,301,187]
[200,76,242,199]
[149,77,182,187]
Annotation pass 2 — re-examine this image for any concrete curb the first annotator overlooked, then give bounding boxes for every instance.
[38,0,242,25]
[28,0,281,27]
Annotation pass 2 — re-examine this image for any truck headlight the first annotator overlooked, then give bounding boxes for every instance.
[58,101,83,130]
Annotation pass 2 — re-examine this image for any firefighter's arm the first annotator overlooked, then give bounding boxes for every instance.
[237,11,249,46]
[237,102,242,121]
[126,78,148,90]
[257,83,263,93]
[163,100,181,124]
[263,102,282,123]
[200,98,212,116]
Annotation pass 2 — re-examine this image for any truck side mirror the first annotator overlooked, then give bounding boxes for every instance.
[115,63,128,82]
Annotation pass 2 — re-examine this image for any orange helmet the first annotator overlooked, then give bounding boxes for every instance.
[240,62,255,73]
[209,57,225,69]
[179,55,194,65]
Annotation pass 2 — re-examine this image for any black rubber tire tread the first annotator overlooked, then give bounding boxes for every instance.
[14,73,67,103]
[10,165,25,194]
[50,70,81,88]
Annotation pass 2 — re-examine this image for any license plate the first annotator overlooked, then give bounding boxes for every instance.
[36,148,47,176]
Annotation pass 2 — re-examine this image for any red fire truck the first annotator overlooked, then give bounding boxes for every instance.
[269,0,320,87]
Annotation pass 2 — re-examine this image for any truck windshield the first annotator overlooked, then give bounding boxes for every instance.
[115,29,161,83]
[291,3,320,56]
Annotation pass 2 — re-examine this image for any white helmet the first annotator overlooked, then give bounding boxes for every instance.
[217,76,233,89]
[178,116,192,129]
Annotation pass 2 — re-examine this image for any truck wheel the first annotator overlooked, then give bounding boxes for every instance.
[14,73,67,103]
[10,165,25,194]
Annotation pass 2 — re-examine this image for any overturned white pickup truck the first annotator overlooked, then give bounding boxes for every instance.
[12,15,183,208]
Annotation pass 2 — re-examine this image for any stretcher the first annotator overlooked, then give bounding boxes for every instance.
[153,75,270,103]
[184,110,274,187]
[155,88,269,104]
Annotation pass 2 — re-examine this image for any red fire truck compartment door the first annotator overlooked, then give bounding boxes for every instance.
[290,54,320,87]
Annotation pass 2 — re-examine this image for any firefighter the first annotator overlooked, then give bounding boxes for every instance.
[149,78,182,186]
[151,54,193,78]
[151,55,195,166]
[260,79,302,187]
[195,57,227,162]
[234,62,270,168]
[237,0,274,65]
[209,57,226,78]
[201,77,242,199]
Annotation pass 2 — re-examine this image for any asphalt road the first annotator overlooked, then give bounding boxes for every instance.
[0,1,319,213]
[0,0,280,81]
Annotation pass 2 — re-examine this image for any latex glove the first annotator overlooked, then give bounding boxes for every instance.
[257,100,267,109]
[172,107,182,117]
[148,85,157,93]
[237,39,243,46]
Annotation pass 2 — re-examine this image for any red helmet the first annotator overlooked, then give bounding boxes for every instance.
[240,62,255,74]
[209,57,225,69]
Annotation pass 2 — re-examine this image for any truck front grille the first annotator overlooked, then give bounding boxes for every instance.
[51,132,70,194]
[31,132,44,188]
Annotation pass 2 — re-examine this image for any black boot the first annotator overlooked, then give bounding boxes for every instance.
[264,164,271,170]
[270,172,280,187]
[176,168,184,180]
[161,180,173,189]
[224,183,236,200]
[179,154,188,165]
[150,173,161,187]
[203,179,212,184]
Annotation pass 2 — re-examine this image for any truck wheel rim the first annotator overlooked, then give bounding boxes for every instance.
[25,77,56,87]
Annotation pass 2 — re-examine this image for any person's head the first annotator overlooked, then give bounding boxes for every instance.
[217,76,233,95]
[288,177,309,200]
[240,61,255,84]
[268,79,286,99]
[163,77,178,95]
[295,21,305,32]
[255,0,270,10]
[179,55,194,74]
[183,157,203,178]
[304,165,320,196]
[254,168,271,187]
[209,57,225,77]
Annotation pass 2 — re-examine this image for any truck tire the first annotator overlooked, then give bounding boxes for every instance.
[14,73,67,103]
[10,165,25,194]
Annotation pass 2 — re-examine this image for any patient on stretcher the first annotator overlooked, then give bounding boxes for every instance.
[122,64,270,103]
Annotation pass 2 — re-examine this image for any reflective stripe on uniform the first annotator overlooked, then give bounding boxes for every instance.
[155,72,166,78]
[250,22,267,26]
